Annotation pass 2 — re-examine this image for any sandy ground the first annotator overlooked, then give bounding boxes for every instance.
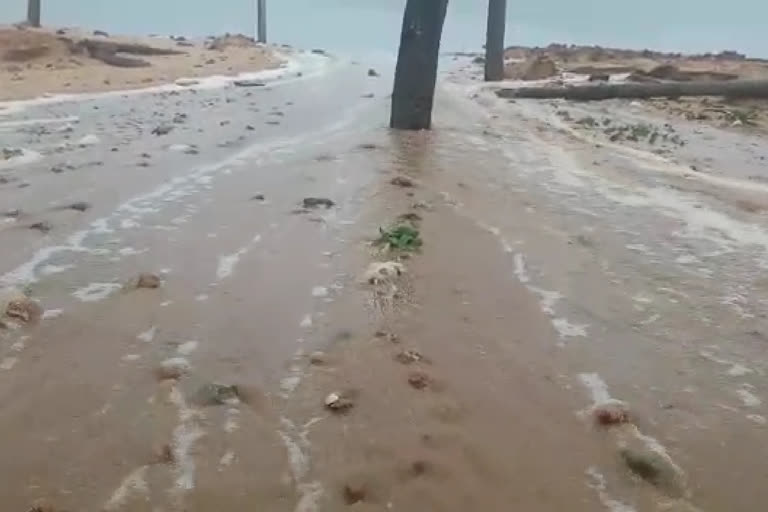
[0,25,281,101]
[2,48,768,512]
[495,45,768,134]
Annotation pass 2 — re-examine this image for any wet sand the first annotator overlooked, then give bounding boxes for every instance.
[1,51,768,512]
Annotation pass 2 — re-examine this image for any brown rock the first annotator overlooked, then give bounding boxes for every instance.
[593,400,630,426]
[408,371,431,390]
[390,176,414,188]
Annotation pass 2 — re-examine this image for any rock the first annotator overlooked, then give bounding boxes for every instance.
[93,30,110,37]
[194,382,240,406]
[395,349,424,365]
[358,143,377,150]
[367,68,380,77]
[593,399,630,425]
[472,55,485,64]
[251,194,265,201]
[157,357,191,380]
[303,197,335,209]
[151,124,173,136]
[363,261,405,285]
[77,134,100,147]
[233,79,266,87]
[391,176,414,187]
[309,351,326,365]
[620,445,685,496]
[407,371,431,390]
[67,201,91,212]
[505,55,559,81]
[50,163,75,174]
[245,124,255,131]
[5,296,42,324]
[29,221,52,233]
[311,48,327,55]
[361,93,375,98]
[588,73,610,82]
[325,391,354,412]
[1,147,23,160]
[172,113,187,124]
[136,273,162,289]
[3,209,20,218]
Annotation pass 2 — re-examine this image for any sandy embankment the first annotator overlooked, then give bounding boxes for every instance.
[0,25,283,101]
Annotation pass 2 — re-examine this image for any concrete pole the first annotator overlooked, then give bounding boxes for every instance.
[484,0,507,81]
[257,0,267,43]
[27,0,41,27]
[390,0,450,130]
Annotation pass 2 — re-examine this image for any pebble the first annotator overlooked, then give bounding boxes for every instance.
[302,197,335,209]
[367,68,380,77]
[194,382,240,406]
[407,371,431,390]
[395,349,424,365]
[309,351,326,365]
[593,399,630,426]
[391,176,414,187]
[151,124,173,136]
[325,391,354,412]
[29,221,52,233]
[67,201,91,212]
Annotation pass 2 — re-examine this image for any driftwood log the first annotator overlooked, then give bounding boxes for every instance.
[66,38,184,68]
[496,79,768,101]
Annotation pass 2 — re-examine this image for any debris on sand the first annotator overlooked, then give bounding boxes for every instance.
[593,399,630,426]
[151,124,173,136]
[66,201,91,212]
[153,443,175,465]
[309,351,326,365]
[363,261,405,285]
[325,391,354,412]
[29,221,52,233]
[1,288,43,325]
[193,382,240,406]
[367,68,380,77]
[135,273,162,289]
[407,371,432,390]
[375,224,422,252]
[302,197,335,209]
[342,480,368,505]
[156,357,191,380]
[233,79,266,87]
[395,349,425,365]
[390,176,414,188]
[250,193,266,201]
[620,443,686,497]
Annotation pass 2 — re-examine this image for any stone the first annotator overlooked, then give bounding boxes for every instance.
[588,73,610,82]
[367,68,380,77]
[194,383,240,406]
[151,125,173,136]
[136,273,162,289]
[93,30,110,37]
[29,221,52,233]
[157,357,191,380]
[309,351,326,365]
[363,261,405,285]
[5,297,42,323]
[395,349,424,365]
[620,446,685,496]
[67,201,91,212]
[593,399,630,426]
[391,176,414,187]
[251,194,265,201]
[233,79,266,87]
[302,197,335,209]
[408,371,431,390]
[325,391,354,412]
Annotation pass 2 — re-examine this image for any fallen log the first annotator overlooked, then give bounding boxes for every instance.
[496,79,768,101]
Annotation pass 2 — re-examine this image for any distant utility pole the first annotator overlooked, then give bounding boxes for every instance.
[27,0,41,27]
[256,0,267,43]
[484,0,507,81]
[390,0,449,130]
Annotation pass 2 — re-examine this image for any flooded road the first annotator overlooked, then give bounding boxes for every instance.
[1,53,767,511]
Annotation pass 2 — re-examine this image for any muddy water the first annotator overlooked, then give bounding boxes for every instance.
[2,54,768,512]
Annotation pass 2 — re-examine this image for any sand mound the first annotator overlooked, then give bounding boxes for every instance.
[207,33,260,51]
[505,55,559,80]
[0,28,71,62]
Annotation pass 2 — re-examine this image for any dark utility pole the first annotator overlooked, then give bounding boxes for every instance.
[27,0,41,27]
[257,0,267,43]
[390,0,449,130]
[484,0,507,81]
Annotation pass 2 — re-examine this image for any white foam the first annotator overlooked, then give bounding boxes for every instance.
[579,373,613,405]
[42,308,63,319]
[224,408,240,433]
[311,286,328,298]
[0,115,78,130]
[77,134,101,147]
[552,317,588,338]
[169,386,205,493]
[39,263,75,276]
[72,282,122,302]
[177,340,199,356]
[513,253,530,283]
[586,467,636,512]
[103,465,149,511]
[300,314,313,328]
[195,294,209,302]
[137,326,157,343]
[736,388,762,407]
[219,450,236,469]
[0,356,18,370]
[121,354,141,362]
[216,235,262,280]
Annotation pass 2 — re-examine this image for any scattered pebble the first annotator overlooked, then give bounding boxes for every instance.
[395,349,425,365]
[193,382,240,406]
[391,176,414,187]
[303,197,335,209]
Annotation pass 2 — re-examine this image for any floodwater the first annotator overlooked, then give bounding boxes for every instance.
[2,52,768,511]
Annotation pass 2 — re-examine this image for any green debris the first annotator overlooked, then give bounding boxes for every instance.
[376,224,422,252]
